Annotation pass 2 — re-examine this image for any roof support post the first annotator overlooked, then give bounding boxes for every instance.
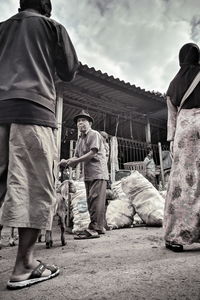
[145,115,151,144]
[55,85,64,162]
[158,142,165,189]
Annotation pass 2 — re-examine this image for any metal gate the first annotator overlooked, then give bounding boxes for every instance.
[116,137,169,169]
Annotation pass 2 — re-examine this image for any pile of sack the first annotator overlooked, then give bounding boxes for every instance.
[69,171,166,233]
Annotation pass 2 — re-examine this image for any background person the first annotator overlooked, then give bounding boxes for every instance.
[164,43,200,252]
[0,0,79,289]
[100,131,110,163]
[143,147,157,188]
[59,110,109,239]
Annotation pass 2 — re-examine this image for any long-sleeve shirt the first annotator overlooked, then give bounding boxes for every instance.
[0,10,79,114]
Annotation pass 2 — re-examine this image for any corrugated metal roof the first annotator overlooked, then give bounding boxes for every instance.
[58,63,167,142]
[79,63,165,101]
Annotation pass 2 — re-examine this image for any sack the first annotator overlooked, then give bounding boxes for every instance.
[106,199,134,229]
[121,171,165,226]
[106,180,135,229]
[70,181,90,233]
[159,190,167,199]
[106,188,118,200]
[111,181,131,202]
[133,213,145,225]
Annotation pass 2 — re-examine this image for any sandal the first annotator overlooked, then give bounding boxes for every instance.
[7,260,59,290]
[96,228,106,234]
[74,229,100,240]
[165,241,183,252]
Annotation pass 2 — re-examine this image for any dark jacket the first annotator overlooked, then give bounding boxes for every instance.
[0,10,79,113]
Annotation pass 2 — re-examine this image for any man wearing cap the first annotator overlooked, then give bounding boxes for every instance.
[60,110,109,238]
[0,0,79,289]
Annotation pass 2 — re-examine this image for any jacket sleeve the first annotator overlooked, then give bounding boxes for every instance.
[167,96,177,142]
[55,24,79,82]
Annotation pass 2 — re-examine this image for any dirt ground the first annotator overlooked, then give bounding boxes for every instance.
[1,222,200,300]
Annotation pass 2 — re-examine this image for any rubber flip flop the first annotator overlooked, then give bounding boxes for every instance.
[165,241,183,252]
[7,261,59,290]
[132,223,146,227]
[74,229,100,240]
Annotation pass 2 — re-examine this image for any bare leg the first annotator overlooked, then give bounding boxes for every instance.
[37,229,42,243]
[10,227,51,282]
[60,216,66,246]
[45,230,53,249]
[9,227,16,247]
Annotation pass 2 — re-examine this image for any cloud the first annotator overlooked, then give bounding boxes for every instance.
[1,0,200,93]
[191,15,200,42]
[1,0,19,20]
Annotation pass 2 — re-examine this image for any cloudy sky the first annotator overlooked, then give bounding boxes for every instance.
[1,0,200,93]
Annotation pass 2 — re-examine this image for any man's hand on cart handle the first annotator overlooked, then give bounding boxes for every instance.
[58,157,78,169]
[58,159,69,169]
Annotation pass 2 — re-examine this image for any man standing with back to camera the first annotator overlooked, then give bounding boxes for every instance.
[0,0,79,289]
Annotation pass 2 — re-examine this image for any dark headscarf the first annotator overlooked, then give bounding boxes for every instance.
[167,43,200,107]
[19,0,52,17]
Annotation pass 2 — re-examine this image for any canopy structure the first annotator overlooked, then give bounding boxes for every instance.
[55,63,168,162]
